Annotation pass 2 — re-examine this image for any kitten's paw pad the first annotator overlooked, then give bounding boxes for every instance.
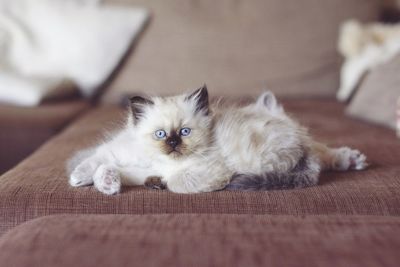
[69,168,93,187]
[349,150,368,170]
[144,176,166,190]
[334,147,368,171]
[97,176,121,195]
[94,167,121,195]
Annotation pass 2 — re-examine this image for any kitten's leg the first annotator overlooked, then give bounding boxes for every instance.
[166,171,200,193]
[312,142,367,171]
[93,164,121,195]
[166,163,231,194]
[69,157,99,187]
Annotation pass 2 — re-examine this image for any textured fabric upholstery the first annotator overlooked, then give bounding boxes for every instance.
[0,99,399,235]
[0,214,399,267]
[0,100,90,174]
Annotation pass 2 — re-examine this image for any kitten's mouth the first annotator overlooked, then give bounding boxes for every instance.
[168,149,182,157]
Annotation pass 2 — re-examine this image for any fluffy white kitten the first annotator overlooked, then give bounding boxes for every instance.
[68,86,367,194]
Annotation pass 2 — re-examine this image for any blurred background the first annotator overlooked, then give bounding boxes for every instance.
[0,0,399,174]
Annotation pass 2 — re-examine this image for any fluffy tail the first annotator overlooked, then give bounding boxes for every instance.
[225,155,320,191]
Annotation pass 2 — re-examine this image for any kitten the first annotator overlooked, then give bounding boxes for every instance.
[68,86,367,194]
[68,87,222,195]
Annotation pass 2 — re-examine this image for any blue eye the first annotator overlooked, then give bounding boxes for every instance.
[155,130,167,139]
[179,127,191,136]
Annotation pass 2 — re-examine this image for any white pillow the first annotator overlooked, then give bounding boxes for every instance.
[0,72,76,106]
[0,0,148,105]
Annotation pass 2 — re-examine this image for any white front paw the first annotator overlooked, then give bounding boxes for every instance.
[93,165,121,195]
[334,147,368,171]
[69,164,94,187]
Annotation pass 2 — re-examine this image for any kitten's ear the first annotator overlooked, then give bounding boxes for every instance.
[186,84,209,115]
[130,96,154,123]
[257,91,283,113]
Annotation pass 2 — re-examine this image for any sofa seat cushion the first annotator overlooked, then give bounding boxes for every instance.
[0,99,399,235]
[0,214,399,267]
[0,100,90,174]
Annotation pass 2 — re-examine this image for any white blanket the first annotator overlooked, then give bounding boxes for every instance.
[0,0,148,106]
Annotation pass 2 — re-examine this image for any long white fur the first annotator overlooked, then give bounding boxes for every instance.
[68,89,368,194]
[70,93,209,193]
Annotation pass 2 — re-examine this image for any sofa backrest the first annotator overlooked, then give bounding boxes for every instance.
[102,0,383,103]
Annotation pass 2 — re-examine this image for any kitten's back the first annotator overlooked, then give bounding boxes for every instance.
[216,91,321,191]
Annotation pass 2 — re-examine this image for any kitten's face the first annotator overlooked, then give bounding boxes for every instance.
[130,86,211,159]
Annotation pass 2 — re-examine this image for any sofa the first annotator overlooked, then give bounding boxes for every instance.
[0,0,399,266]
[0,99,90,174]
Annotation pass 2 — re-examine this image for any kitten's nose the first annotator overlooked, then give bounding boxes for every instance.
[166,136,180,148]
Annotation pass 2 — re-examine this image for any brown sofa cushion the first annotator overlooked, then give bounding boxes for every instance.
[101,0,382,103]
[0,99,399,235]
[0,100,90,174]
[0,214,399,267]
[346,54,400,130]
